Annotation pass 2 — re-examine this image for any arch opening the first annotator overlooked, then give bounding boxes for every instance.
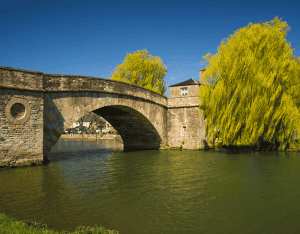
[92,105,162,151]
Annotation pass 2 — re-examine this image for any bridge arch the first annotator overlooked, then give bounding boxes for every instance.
[43,91,165,153]
[43,81,168,156]
[93,105,161,151]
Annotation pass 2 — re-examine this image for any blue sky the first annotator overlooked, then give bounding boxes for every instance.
[1,0,299,97]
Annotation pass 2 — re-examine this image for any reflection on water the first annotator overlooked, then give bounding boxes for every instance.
[0,139,300,234]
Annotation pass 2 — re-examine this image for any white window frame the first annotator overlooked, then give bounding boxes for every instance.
[181,87,188,96]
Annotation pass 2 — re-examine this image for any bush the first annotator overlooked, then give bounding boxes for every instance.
[23,219,48,229]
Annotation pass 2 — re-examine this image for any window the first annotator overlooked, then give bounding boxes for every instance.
[181,87,188,96]
[182,125,186,134]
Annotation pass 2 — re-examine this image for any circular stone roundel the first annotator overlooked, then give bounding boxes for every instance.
[5,97,31,125]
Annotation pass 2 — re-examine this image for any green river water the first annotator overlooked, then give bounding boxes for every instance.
[0,138,300,234]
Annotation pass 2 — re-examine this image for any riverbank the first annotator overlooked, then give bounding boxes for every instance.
[207,139,300,152]
[60,133,123,142]
[0,212,120,234]
[162,138,300,152]
[62,134,300,152]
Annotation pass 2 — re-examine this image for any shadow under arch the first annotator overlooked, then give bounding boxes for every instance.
[92,105,162,151]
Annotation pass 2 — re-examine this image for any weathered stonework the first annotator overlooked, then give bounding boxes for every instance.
[0,65,170,167]
[167,75,208,149]
[0,89,44,167]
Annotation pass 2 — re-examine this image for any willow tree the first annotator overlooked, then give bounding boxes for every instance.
[110,49,167,95]
[199,16,300,149]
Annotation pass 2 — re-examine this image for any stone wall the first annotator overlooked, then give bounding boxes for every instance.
[167,84,208,149]
[170,83,200,97]
[0,66,44,90]
[43,73,167,107]
[0,66,46,166]
[0,91,44,165]
[44,91,168,152]
[167,106,207,149]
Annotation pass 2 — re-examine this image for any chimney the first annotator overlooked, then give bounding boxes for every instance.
[199,68,206,85]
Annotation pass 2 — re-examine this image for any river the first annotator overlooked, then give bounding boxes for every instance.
[1,138,300,234]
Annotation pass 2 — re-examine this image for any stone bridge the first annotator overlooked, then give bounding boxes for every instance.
[0,66,168,166]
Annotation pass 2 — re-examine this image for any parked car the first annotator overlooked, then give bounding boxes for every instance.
[64,130,69,134]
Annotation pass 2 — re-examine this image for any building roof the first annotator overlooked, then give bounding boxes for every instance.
[169,78,201,87]
[84,117,93,122]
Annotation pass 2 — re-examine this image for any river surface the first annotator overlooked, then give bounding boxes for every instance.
[1,139,300,234]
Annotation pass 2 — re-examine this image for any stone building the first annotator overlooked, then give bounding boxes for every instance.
[167,64,300,149]
[167,68,208,149]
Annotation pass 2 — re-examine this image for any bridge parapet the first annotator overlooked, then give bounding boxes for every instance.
[43,73,167,107]
[0,66,167,107]
[0,66,44,91]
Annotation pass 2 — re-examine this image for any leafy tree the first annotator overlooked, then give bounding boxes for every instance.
[199,16,300,149]
[110,49,167,95]
[110,126,118,135]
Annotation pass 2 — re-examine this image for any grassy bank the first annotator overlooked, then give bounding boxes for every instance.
[0,213,120,234]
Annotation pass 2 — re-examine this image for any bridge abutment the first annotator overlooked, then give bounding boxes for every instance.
[0,88,45,167]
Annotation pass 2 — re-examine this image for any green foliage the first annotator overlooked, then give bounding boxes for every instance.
[170,147,182,150]
[199,16,300,148]
[111,49,167,95]
[161,142,169,149]
[0,212,120,234]
[110,126,118,135]
[293,138,300,144]
[16,152,32,155]
[23,219,48,229]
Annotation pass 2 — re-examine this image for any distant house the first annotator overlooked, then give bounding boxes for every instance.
[70,117,92,129]
[69,116,112,134]
[82,117,92,128]
[71,121,80,128]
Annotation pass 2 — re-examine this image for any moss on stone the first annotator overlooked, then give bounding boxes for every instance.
[170,147,182,150]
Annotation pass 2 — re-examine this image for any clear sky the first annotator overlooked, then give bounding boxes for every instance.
[1,0,299,97]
